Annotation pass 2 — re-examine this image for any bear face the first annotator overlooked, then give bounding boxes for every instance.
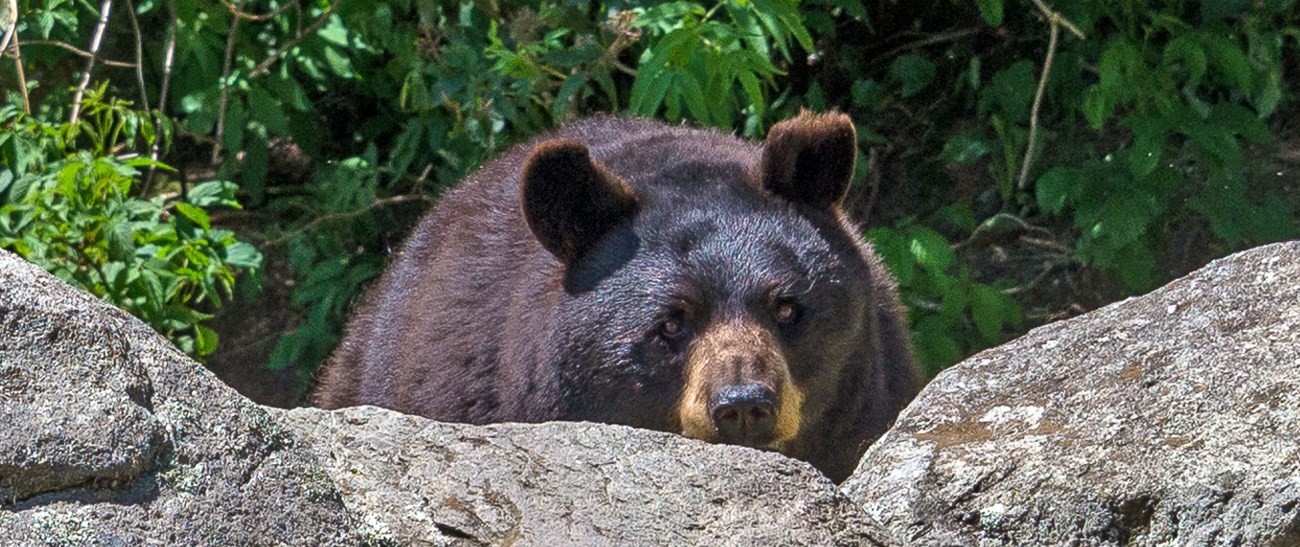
[314,111,919,483]
[550,162,879,451]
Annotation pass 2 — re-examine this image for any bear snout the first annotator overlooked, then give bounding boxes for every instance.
[676,321,807,450]
[709,383,777,446]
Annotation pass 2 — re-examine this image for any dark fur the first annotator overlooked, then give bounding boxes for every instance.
[313,113,919,482]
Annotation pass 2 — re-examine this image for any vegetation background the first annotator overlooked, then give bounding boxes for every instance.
[2,0,1297,405]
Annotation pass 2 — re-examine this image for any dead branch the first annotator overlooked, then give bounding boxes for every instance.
[69,0,115,124]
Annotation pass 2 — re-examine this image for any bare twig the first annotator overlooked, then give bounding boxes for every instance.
[219,0,292,21]
[144,0,178,196]
[879,27,983,60]
[0,0,15,55]
[410,163,432,194]
[248,1,339,79]
[69,0,115,124]
[210,13,241,164]
[1029,0,1085,39]
[1014,0,1085,193]
[2,0,30,114]
[20,40,136,67]
[123,0,148,111]
[264,194,432,248]
[8,34,28,114]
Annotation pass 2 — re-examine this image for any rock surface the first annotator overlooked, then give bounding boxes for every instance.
[844,241,1300,545]
[0,249,365,545]
[0,248,887,545]
[280,405,883,546]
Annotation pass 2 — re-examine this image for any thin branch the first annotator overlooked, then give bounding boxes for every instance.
[2,0,29,114]
[210,13,241,164]
[264,194,432,248]
[20,40,136,67]
[409,162,432,194]
[8,35,28,114]
[219,0,293,21]
[144,0,178,196]
[123,0,148,111]
[247,0,339,79]
[879,27,983,60]
[69,0,115,124]
[1015,22,1058,193]
[0,0,16,58]
[1015,0,1085,193]
[1030,0,1085,39]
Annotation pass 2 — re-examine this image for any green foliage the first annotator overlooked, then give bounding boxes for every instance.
[1028,4,1300,291]
[629,0,810,132]
[0,93,261,356]
[868,216,1023,377]
[5,0,1297,383]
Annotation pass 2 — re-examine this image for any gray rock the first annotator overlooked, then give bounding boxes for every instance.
[280,405,884,546]
[0,249,366,545]
[844,241,1300,545]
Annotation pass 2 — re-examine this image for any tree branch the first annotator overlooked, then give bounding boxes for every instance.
[21,40,136,67]
[210,13,241,164]
[264,194,432,248]
[69,0,115,124]
[1015,0,1085,193]
[248,0,339,80]
[2,0,29,114]
[123,0,149,111]
[144,0,178,196]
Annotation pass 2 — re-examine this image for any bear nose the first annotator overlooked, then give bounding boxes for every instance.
[709,383,777,446]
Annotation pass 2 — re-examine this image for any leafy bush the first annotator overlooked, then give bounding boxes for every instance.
[0,92,262,356]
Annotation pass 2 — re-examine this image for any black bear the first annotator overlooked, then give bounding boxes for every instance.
[313,112,919,482]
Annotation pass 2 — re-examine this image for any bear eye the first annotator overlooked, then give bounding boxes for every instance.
[775,300,800,325]
[659,317,685,339]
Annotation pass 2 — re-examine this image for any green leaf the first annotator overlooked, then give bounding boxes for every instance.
[322,45,356,79]
[188,180,240,208]
[1082,86,1112,128]
[173,202,211,231]
[223,242,263,270]
[675,71,711,124]
[553,74,589,120]
[1124,116,1165,179]
[1202,35,1253,93]
[975,0,1003,26]
[907,227,955,272]
[940,135,992,164]
[1208,103,1270,143]
[1035,167,1078,214]
[194,324,219,357]
[1163,36,1207,87]
[971,284,1014,344]
[105,219,135,260]
[889,55,937,98]
[248,87,289,135]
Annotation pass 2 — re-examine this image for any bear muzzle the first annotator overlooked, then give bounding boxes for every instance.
[676,321,806,450]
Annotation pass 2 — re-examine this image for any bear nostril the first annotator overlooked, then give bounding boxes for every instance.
[709,383,778,446]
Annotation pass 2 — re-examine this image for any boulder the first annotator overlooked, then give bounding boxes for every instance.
[279,405,883,546]
[0,248,886,545]
[844,241,1300,545]
[0,249,367,545]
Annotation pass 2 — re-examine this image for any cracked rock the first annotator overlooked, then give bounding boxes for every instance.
[844,241,1300,545]
[0,249,364,545]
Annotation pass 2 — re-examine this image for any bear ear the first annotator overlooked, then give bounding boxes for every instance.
[759,110,857,209]
[521,139,637,264]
